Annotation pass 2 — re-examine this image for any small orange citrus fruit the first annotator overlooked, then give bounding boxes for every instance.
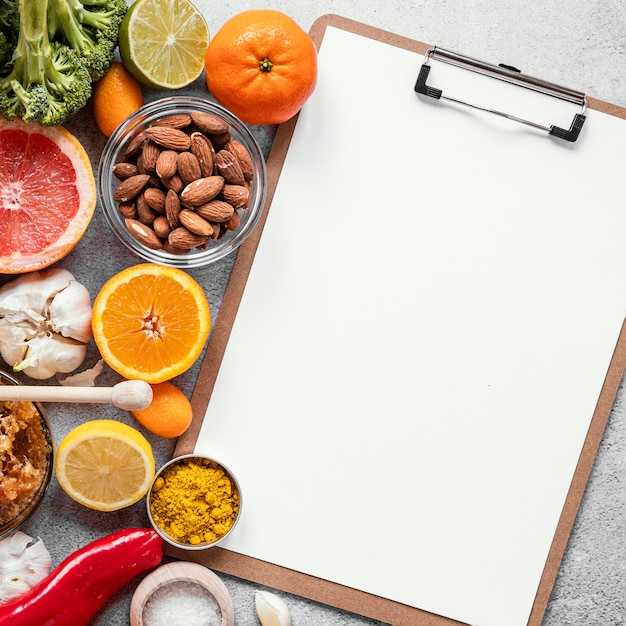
[204,10,318,125]
[131,381,193,438]
[0,118,96,274]
[92,263,211,384]
[92,61,144,137]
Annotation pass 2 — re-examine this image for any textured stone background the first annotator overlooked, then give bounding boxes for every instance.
[15,1,625,625]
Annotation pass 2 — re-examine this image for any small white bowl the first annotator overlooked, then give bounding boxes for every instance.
[130,561,234,626]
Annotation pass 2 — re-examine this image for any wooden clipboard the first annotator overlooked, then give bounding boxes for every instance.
[169,14,626,626]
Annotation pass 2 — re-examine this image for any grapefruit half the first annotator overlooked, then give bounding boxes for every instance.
[0,118,96,274]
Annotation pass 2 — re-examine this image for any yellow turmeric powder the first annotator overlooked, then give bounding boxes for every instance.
[149,457,240,546]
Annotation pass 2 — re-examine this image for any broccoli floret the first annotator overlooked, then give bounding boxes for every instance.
[47,0,126,80]
[0,0,92,126]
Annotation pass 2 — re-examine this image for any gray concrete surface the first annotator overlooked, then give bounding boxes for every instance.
[9,1,625,625]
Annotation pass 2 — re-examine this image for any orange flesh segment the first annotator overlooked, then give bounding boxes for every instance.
[99,274,209,377]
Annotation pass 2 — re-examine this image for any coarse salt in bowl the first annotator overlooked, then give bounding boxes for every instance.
[129,561,234,626]
[98,96,267,268]
[146,454,242,550]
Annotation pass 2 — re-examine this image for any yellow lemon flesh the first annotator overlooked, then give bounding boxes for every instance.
[55,420,155,512]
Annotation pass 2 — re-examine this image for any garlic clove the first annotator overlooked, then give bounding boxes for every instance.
[255,590,291,626]
[0,532,51,605]
[48,279,93,343]
[0,320,30,368]
[0,268,77,318]
[15,333,88,380]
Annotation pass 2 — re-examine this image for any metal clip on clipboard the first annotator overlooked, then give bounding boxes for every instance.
[414,47,587,142]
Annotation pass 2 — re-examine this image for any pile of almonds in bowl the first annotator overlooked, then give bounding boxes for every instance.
[99,97,267,268]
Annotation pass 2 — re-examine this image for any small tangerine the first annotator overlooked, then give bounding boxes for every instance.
[93,61,144,137]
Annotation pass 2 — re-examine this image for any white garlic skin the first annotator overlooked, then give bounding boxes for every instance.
[0,531,51,604]
[255,590,291,626]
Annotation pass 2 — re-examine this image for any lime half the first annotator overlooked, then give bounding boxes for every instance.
[119,0,210,89]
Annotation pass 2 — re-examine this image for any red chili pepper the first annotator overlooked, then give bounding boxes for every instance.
[0,527,163,626]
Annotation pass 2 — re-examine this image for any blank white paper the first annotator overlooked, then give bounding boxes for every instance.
[194,26,626,626]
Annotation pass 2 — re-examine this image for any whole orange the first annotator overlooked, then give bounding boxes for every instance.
[131,381,194,439]
[92,61,144,137]
[204,10,317,125]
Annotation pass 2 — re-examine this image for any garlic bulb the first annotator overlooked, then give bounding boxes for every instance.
[0,531,51,604]
[255,590,291,626]
[0,269,93,380]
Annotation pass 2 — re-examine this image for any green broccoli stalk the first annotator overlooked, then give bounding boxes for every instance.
[0,0,92,126]
[47,0,126,80]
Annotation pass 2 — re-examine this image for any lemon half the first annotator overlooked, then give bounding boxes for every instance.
[55,420,155,512]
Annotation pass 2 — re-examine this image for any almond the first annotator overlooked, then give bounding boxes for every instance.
[144,187,167,213]
[225,140,254,181]
[168,227,209,250]
[177,151,202,185]
[161,173,184,193]
[179,209,214,236]
[162,240,190,255]
[225,210,241,232]
[136,152,148,175]
[165,189,182,229]
[209,222,223,240]
[189,111,228,135]
[221,184,249,208]
[151,113,193,129]
[215,149,245,185]
[153,215,172,239]
[190,132,215,177]
[125,219,163,250]
[118,200,137,219]
[155,150,179,179]
[144,126,191,151]
[113,162,140,181]
[211,131,231,151]
[195,199,234,222]
[141,140,160,171]
[136,193,157,226]
[180,176,225,206]
[113,174,151,203]
[124,131,147,158]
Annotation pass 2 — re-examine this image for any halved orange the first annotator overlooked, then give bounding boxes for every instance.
[0,118,96,274]
[92,264,211,384]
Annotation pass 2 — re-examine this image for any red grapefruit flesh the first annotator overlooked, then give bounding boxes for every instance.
[0,118,96,274]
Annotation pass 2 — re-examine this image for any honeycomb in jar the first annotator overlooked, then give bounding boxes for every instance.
[0,399,50,526]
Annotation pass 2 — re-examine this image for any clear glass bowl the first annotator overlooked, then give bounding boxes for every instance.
[147,454,242,550]
[98,96,267,268]
[0,370,54,540]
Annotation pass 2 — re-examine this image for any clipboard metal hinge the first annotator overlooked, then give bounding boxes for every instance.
[414,47,588,142]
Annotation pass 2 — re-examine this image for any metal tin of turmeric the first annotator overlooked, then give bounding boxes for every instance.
[146,454,242,550]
